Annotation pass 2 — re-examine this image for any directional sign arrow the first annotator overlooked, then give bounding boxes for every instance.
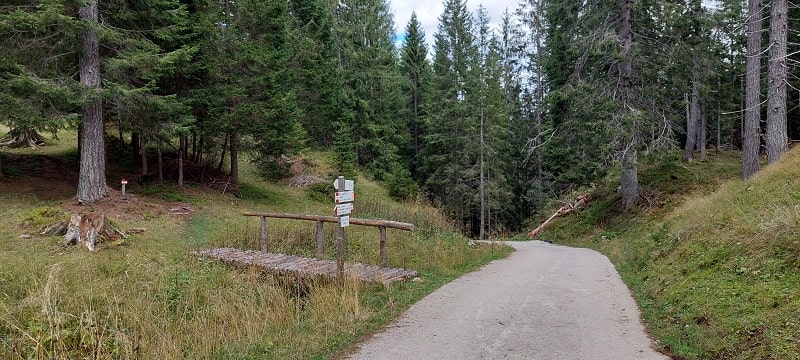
[335,191,355,203]
[334,203,354,215]
[333,179,354,191]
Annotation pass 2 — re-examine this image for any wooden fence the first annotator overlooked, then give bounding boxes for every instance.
[241,212,414,268]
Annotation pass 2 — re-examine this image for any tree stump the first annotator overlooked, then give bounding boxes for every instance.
[62,213,123,251]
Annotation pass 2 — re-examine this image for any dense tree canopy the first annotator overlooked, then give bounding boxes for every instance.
[1,0,797,235]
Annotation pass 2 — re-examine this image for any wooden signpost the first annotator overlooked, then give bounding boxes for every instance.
[334,176,355,278]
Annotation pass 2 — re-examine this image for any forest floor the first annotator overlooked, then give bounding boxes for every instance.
[2,153,194,223]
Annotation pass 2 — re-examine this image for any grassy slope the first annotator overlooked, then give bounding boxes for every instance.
[0,131,511,359]
[543,150,800,359]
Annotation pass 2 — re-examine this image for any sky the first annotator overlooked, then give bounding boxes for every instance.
[389,0,519,49]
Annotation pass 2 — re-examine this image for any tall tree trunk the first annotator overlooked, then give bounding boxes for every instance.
[621,146,639,210]
[157,138,163,181]
[77,0,107,204]
[140,136,148,175]
[178,136,185,186]
[618,0,638,209]
[217,133,229,172]
[683,79,699,160]
[131,132,140,165]
[479,99,486,241]
[0,151,3,179]
[229,131,239,193]
[766,0,788,163]
[743,0,762,179]
[700,104,707,161]
[716,99,721,151]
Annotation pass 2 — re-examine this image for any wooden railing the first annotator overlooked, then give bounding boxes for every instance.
[242,212,414,268]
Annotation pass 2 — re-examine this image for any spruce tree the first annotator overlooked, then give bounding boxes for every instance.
[334,0,406,179]
[288,0,347,145]
[422,0,480,227]
[400,13,430,183]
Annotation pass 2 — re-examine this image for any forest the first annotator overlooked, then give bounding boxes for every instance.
[0,0,797,237]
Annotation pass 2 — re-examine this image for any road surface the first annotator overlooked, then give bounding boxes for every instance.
[343,241,668,360]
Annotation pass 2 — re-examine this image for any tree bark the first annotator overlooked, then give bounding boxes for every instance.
[157,138,163,181]
[229,131,239,193]
[63,213,123,251]
[0,151,3,179]
[618,0,638,210]
[621,145,639,210]
[699,103,707,161]
[77,0,108,204]
[683,78,699,160]
[217,133,229,172]
[178,135,185,186]
[743,0,762,179]
[140,136,148,175]
[766,0,788,163]
[131,131,140,165]
[479,93,486,241]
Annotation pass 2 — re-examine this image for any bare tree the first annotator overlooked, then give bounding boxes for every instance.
[77,0,108,204]
[742,0,762,179]
[766,0,788,163]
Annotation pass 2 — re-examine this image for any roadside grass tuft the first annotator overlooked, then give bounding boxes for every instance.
[542,150,800,359]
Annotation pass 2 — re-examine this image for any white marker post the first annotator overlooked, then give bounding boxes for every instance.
[121,179,128,199]
[334,176,355,279]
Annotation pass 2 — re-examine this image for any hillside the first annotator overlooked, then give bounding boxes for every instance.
[542,149,800,359]
[0,135,510,359]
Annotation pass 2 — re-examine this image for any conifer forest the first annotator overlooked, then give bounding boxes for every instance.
[1,0,797,237]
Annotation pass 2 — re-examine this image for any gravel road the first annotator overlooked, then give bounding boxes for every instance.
[343,241,669,360]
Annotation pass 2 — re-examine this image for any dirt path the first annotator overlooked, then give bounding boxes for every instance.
[343,241,669,360]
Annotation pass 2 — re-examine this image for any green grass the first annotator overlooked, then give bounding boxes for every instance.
[542,149,800,359]
[0,135,512,359]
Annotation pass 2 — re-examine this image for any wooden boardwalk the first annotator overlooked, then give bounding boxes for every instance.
[192,248,418,284]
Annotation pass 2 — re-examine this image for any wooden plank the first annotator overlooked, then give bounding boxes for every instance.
[379,226,387,267]
[315,220,324,259]
[192,248,417,284]
[260,216,268,251]
[241,212,414,231]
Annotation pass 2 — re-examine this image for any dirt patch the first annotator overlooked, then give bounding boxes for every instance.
[1,153,195,222]
[0,154,77,200]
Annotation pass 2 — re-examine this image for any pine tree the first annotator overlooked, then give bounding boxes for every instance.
[334,0,405,179]
[399,13,430,183]
[422,0,479,226]
[77,0,106,203]
[206,0,304,186]
[288,0,347,144]
[1,0,194,203]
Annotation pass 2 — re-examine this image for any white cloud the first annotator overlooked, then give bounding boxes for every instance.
[390,0,518,49]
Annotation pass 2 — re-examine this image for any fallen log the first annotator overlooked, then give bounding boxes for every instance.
[528,194,591,239]
[62,213,126,251]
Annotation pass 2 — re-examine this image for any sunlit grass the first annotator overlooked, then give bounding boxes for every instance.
[0,139,511,359]
[543,149,800,359]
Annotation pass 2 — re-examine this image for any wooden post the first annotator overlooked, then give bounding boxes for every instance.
[260,216,268,251]
[316,220,324,259]
[336,176,345,279]
[379,225,387,268]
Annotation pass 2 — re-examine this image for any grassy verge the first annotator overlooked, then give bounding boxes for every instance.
[0,140,511,359]
[542,150,800,359]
